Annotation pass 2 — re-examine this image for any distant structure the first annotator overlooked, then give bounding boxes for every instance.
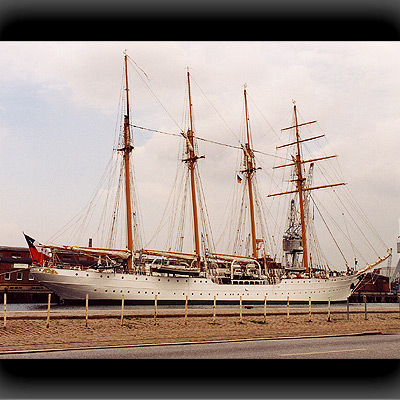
[349,220,400,302]
[0,246,52,302]
[389,219,400,293]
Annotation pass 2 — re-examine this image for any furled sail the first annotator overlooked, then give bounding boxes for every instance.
[48,245,131,259]
[141,249,196,261]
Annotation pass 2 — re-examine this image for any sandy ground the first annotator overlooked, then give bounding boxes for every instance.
[1,309,399,353]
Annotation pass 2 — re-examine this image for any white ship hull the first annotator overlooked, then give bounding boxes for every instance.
[31,267,360,303]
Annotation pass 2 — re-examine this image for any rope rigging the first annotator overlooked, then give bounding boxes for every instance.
[130,124,289,161]
[42,58,389,277]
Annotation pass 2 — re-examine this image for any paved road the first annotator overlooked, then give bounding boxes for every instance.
[2,333,399,359]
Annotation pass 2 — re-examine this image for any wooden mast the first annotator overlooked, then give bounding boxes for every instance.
[186,69,201,269]
[293,103,309,276]
[243,86,258,258]
[123,52,134,273]
[268,102,347,276]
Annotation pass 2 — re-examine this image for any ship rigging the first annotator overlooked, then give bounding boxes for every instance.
[26,53,391,303]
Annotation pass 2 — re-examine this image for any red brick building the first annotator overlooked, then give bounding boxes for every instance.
[0,246,53,302]
[355,271,390,293]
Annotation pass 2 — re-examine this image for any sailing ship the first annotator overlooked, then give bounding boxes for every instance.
[26,53,390,303]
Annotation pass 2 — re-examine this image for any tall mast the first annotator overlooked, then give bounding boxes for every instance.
[123,53,134,273]
[243,86,258,258]
[268,102,346,275]
[186,70,201,269]
[293,103,309,276]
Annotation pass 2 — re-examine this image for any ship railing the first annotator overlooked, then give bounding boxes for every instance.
[45,263,83,271]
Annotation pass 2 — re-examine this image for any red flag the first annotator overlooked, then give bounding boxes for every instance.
[23,233,51,266]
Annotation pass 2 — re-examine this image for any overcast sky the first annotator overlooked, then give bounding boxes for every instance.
[0,41,398,269]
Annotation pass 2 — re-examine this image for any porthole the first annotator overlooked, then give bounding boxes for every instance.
[105,290,108,292]
[127,291,130,293]
[107,276,110,278]
[112,290,115,292]
[86,274,89,277]
[158,279,161,281]
[75,273,78,276]
[100,275,103,278]
[121,277,124,279]
[94,289,97,291]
